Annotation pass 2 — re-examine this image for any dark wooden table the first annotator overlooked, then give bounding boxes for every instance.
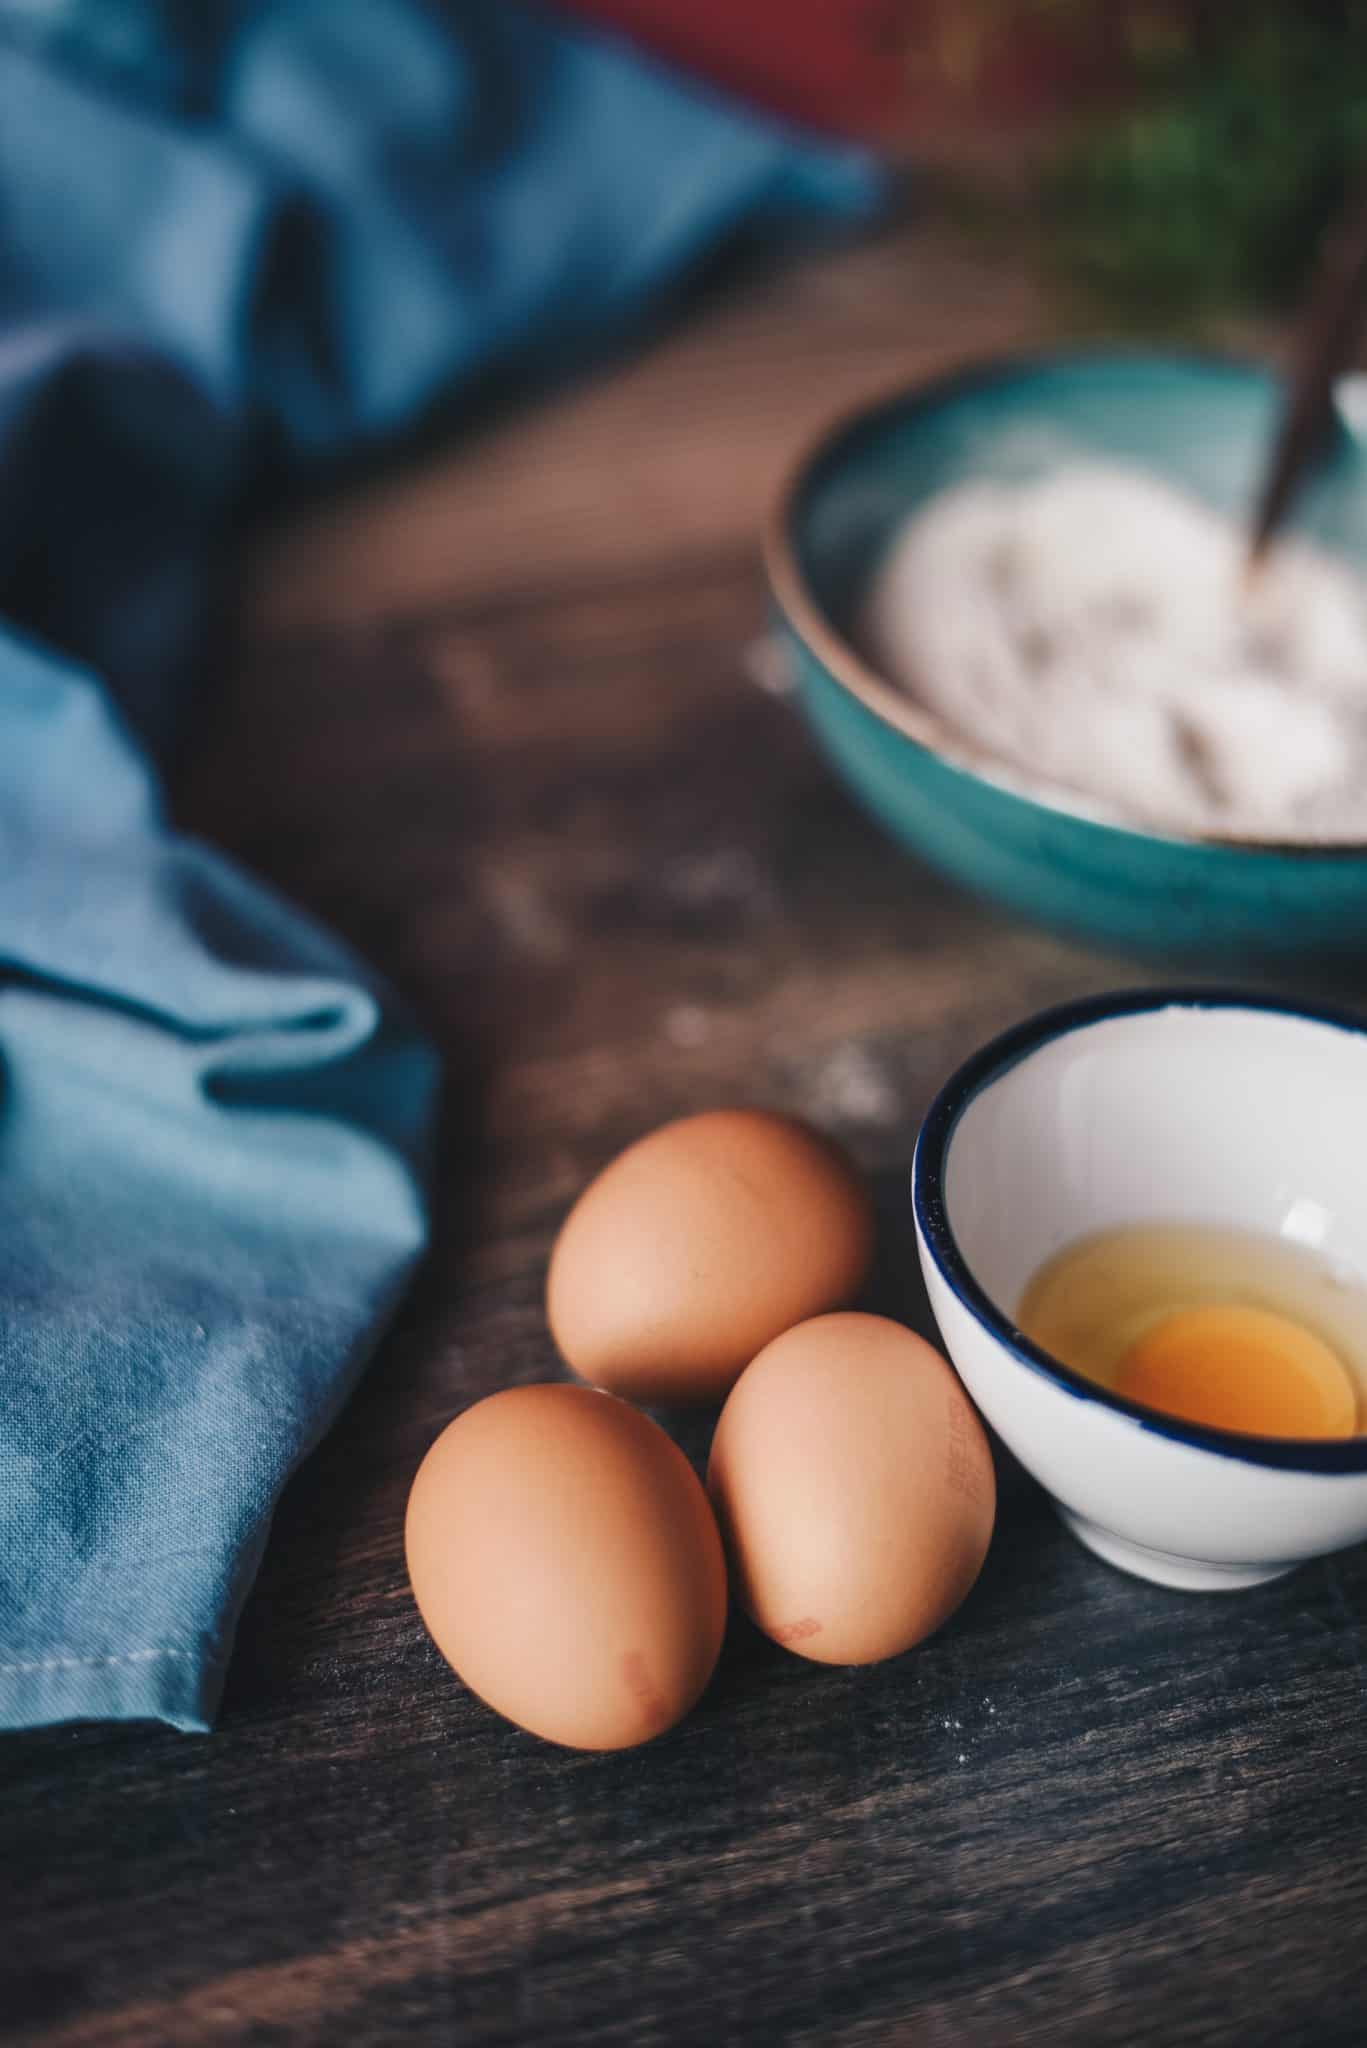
[6,214,1367,2048]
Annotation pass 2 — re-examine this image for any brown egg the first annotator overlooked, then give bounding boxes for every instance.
[546,1109,874,1404]
[405,1383,726,1749]
[708,1313,995,1664]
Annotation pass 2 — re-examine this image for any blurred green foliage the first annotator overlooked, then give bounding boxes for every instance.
[1037,2,1367,326]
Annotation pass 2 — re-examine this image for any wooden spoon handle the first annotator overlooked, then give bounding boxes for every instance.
[1248,182,1367,569]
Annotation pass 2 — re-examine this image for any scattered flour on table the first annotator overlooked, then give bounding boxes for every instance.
[664,1005,711,1049]
[804,1041,901,1130]
[860,464,1367,839]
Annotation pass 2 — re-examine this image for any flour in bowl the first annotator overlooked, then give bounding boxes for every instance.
[859,464,1367,839]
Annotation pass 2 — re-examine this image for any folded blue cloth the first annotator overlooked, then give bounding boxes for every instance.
[0,1,881,1729]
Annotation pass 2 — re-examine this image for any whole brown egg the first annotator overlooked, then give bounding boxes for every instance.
[708,1312,995,1664]
[546,1108,874,1404]
[405,1383,727,1749]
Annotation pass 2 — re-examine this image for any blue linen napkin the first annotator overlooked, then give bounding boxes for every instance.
[0,1,882,1730]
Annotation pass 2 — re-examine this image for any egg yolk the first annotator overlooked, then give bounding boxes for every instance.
[1115,1303,1357,1439]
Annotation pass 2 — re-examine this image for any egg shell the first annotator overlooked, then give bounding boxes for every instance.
[546,1108,875,1404]
[707,1312,995,1664]
[405,1383,727,1750]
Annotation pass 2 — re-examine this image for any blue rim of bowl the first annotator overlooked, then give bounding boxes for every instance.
[762,344,1367,857]
[912,985,1367,1473]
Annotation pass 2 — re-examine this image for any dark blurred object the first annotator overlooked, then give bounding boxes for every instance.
[1038,1,1367,325]
[1249,180,1367,565]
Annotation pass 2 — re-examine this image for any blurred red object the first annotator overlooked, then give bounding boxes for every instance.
[548,1,908,136]
[546,1,1169,149]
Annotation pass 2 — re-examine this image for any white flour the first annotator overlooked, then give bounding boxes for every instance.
[860,464,1367,840]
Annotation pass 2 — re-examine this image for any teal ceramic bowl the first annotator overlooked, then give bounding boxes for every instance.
[764,351,1367,957]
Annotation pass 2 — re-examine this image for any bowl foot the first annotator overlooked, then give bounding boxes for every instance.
[1056,1507,1294,1592]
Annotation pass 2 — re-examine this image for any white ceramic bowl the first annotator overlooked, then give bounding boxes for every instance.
[913,991,1367,1592]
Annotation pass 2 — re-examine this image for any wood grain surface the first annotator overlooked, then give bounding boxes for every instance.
[5,213,1367,2048]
